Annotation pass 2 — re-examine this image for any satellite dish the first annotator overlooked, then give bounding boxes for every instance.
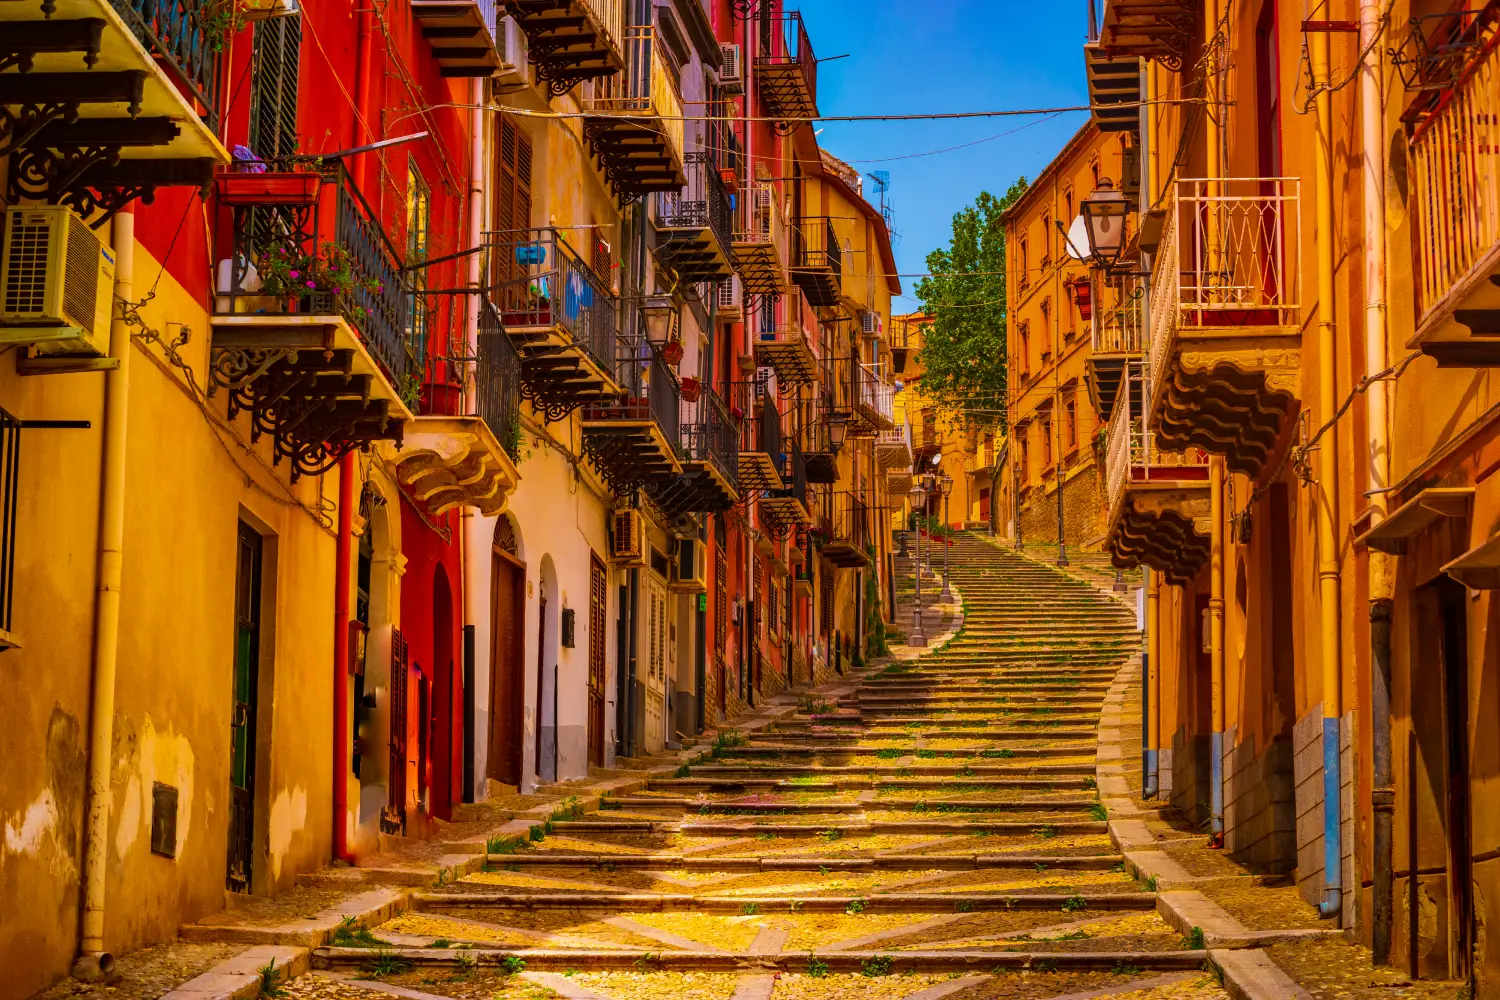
[1065,215,1090,261]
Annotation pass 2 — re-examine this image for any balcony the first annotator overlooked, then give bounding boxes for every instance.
[652,152,733,283]
[732,179,792,296]
[874,423,912,471]
[209,163,412,480]
[581,345,681,494]
[761,441,812,536]
[791,217,842,307]
[755,11,818,129]
[505,0,623,96]
[647,385,739,516]
[388,300,522,517]
[852,362,895,434]
[410,0,503,77]
[1103,363,1211,585]
[1407,30,1500,363]
[816,491,873,569]
[581,24,686,200]
[729,377,785,491]
[1087,269,1145,422]
[752,311,817,389]
[1146,178,1302,479]
[1085,41,1142,133]
[486,227,619,421]
[1097,0,1197,71]
[0,0,229,216]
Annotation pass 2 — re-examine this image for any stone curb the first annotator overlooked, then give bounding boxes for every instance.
[178,888,407,948]
[1209,948,1314,1000]
[157,945,308,1000]
[309,946,1210,973]
[483,853,1127,871]
[409,891,1158,912]
[1155,890,1339,950]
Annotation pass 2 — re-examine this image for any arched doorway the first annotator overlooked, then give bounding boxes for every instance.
[488,517,526,788]
[431,566,456,820]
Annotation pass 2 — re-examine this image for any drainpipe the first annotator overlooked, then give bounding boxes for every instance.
[1144,566,1160,799]
[1360,0,1394,957]
[1208,456,1225,844]
[461,77,487,801]
[333,453,355,862]
[1312,23,1345,923]
[73,207,135,983]
[626,567,639,758]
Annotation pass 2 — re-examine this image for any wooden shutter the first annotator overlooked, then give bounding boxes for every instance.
[388,628,409,810]
[492,114,534,297]
[249,17,301,159]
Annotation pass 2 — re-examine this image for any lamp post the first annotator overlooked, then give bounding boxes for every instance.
[907,481,928,647]
[827,411,848,455]
[938,472,954,602]
[1080,178,1129,266]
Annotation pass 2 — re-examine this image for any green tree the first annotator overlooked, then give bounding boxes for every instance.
[912,178,1029,428]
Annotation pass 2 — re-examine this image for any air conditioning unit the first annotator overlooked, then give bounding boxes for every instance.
[719,43,744,94]
[670,538,708,593]
[717,274,742,320]
[1,205,115,356]
[611,508,645,565]
[861,310,878,336]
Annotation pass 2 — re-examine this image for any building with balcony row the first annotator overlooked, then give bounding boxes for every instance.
[0,0,908,993]
[1070,0,1500,991]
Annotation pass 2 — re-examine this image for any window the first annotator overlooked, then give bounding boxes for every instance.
[1065,392,1077,449]
[1017,320,1030,378]
[406,161,431,362]
[249,17,301,159]
[1018,434,1029,487]
[1039,213,1052,266]
[1040,412,1053,468]
[1040,298,1052,359]
[1017,236,1029,290]
[1064,186,1074,225]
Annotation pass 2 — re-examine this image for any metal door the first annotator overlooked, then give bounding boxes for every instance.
[227,522,262,892]
[587,556,607,766]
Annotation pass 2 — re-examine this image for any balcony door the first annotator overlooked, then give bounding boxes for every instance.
[227,522,262,893]
[588,556,608,767]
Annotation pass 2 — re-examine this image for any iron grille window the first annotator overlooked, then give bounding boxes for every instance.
[248,17,301,160]
[406,161,431,380]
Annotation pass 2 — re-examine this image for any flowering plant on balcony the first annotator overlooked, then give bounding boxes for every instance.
[255,240,382,322]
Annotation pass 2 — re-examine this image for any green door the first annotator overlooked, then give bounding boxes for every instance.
[227,522,262,892]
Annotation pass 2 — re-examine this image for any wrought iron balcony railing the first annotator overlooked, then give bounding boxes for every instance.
[1093,270,1146,355]
[680,386,739,493]
[112,0,224,130]
[755,10,818,123]
[214,162,413,389]
[587,342,680,443]
[1104,363,1210,515]
[475,297,524,461]
[729,377,783,459]
[1147,177,1301,406]
[485,227,619,375]
[654,151,734,249]
[1410,27,1500,329]
[580,23,686,195]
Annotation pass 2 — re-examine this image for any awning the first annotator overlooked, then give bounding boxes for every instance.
[1353,487,1472,555]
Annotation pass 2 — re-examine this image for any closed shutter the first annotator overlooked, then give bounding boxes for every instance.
[249,17,301,160]
[492,115,534,298]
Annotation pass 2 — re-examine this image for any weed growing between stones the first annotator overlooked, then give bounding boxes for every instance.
[1061,895,1088,913]
[257,960,286,998]
[330,916,389,948]
[861,955,893,977]
[359,950,410,977]
[1183,926,1207,949]
[501,955,528,975]
[806,954,830,977]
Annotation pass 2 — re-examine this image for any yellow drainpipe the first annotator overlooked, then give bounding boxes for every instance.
[74,208,134,981]
[1312,22,1345,922]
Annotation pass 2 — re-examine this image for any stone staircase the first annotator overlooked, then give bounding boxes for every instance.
[282,533,1232,998]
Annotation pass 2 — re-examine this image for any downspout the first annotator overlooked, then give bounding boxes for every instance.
[626,567,639,757]
[1209,456,1225,845]
[1361,0,1394,957]
[460,77,487,802]
[333,453,355,862]
[1144,566,1160,798]
[1312,22,1345,922]
[73,207,135,983]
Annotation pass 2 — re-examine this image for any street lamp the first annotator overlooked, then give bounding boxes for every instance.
[907,481,928,647]
[1080,178,1129,266]
[827,412,849,455]
[938,472,954,602]
[641,293,678,346]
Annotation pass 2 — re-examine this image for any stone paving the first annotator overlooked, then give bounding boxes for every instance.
[30,534,1472,1000]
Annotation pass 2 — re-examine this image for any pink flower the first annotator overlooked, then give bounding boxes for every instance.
[289,270,299,278]
[306,280,316,288]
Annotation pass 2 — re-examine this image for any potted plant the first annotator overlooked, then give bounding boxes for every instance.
[679,375,701,403]
[660,339,685,367]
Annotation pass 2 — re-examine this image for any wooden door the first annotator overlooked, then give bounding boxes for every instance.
[1438,579,1473,981]
[643,575,667,754]
[535,594,548,777]
[227,522,262,893]
[487,551,525,787]
[587,556,607,766]
[386,628,409,829]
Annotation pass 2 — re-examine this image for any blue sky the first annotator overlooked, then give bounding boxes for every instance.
[798,1,1093,311]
